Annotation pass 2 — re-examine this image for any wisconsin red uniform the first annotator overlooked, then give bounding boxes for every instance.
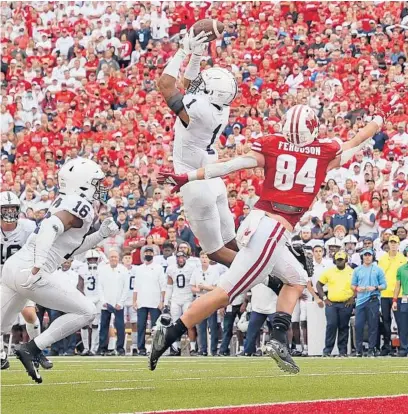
[251,134,342,227]
[219,135,342,303]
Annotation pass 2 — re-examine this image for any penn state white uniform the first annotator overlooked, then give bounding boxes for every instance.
[173,94,235,254]
[166,262,195,320]
[1,219,37,309]
[79,264,102,325]
[1,194,96,338]
[123,266,137,323]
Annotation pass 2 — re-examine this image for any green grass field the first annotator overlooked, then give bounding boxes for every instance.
[2,356,408,414]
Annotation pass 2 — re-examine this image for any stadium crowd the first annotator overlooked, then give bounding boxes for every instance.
[1,1,408,357]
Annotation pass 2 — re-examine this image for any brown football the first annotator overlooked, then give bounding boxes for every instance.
[192,19,224,42]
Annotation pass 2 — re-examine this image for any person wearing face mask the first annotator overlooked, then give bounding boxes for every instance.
[317,251,355,357]
[351,248,386,357]
[132,247,166,356]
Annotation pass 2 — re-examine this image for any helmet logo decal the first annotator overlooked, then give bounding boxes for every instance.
[306,112,318,135]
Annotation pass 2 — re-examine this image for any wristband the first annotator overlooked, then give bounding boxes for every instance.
[322,295,327,301]
[187,170,198,182]
[392,298,398,303]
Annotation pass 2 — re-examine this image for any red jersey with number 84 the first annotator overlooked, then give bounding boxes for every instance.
[251,134,342,226]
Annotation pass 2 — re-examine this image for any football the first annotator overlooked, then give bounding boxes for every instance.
[192,19,224,41]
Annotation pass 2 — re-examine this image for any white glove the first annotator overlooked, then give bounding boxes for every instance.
[99,217,120,238]
[182,28,209,56]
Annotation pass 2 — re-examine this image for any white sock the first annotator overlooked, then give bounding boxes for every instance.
[303,345,308,351]
[108,336,116,350]
[131,332,137,346]
[81,328,89,352]
[239,345,244,352]
[190,341,196,351]
[91,327,99,354]
[26,318,41,339]
[0,337,5,359]
[296,344,302,352]
[34,313,91,351]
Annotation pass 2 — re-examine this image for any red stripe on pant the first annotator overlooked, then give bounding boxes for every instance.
[230,226,286,303]
[228,224,285,303]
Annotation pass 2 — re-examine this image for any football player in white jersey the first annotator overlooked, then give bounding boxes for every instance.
[78,250,102,356]
[0,191,52,371]
[158,28,239,268]
[165,251,196,355]
[0,158,119,383]
[122,253,138,354]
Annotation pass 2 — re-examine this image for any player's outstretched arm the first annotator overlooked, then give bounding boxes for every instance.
[158,29,208,126]
[158,151,264,193]
[327,116,383,171]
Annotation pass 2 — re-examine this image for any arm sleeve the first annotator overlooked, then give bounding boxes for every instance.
[34,215,65,269]
[72,231,104,257]
[202,156,258,180]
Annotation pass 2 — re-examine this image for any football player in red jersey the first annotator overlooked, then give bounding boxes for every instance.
[149,105,384,374]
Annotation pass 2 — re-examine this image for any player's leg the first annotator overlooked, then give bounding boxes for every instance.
[300,300,308,356]
[183,302,197,354]
[1,284,27,371]
[263,242,308,374]
[22,301,53,369]
[170,302,182,355]
[149,214,285,370]
[14,273,96,383]
[80,324,91,355]
[90,307,101,355]
[183,181,237,268]
[291,301,302,356]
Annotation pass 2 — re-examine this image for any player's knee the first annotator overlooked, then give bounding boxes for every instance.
[21,308,37,324]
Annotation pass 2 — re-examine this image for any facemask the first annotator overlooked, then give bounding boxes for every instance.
[93,146,100,153]
[144,254,153,262]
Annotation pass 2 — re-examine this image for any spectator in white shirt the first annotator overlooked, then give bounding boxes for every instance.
[97,250,128,355]
[392,123,408,146]
[69,59,86,81]
[0,105,14,133]
[52,57,69,81]
[133,246,166,355]
[191,252,221,356]
[21,88,39,112]
[34,190,52,212]
[55,29,74,57]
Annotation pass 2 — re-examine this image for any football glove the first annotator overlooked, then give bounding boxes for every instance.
[286,242,314,279]
[157,172,189,194]
[99,217,120,238]
[182,28,209,56]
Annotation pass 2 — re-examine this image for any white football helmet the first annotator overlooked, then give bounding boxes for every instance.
[0,191,21,223]
[187,67,238,106]
[343,235,358,245]
[86,249,100,273]
[282,104,319,147]
[58,158,107,203]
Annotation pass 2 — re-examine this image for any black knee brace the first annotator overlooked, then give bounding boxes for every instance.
[91,325,99,329]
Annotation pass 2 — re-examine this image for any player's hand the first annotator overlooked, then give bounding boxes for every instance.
[99,217,120,238]
[20,270,45,290]
[157,172,189,194]
[219,308,225,317]
[132,301,138,310]
[392,301,398,312]
[31,267,40,275]
[182,28,209,56]
[316,298,324,308]
[158,301,164,311]
[240,302,247,313]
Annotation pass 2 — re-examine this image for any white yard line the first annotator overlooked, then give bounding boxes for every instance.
[3,371,408,388]
[95,387,154,392]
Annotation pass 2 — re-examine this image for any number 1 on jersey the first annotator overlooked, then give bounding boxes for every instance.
[274,155,317,193]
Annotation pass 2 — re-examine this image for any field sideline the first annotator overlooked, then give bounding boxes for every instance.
[1,356,408,414]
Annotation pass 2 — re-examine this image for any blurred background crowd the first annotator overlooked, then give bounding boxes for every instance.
[1,1,407,357]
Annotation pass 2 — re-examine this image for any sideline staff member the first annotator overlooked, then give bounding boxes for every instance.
[351,248,386,357]
[393,247,408,357]
[317,251,355,357]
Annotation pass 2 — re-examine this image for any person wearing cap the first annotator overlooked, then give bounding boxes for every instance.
[351,248,386,357]
[378,235,406,355]
[330,201,355,234]
[34,190,51,211]
[133,246,166,356]
[392,246,408,356]
[175,216,196,255]
[317,251,355,357]
[97,250,129,356]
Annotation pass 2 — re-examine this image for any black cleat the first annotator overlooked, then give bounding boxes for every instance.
[15,344,42,383]
[1,355,10,370]
[286,242,314,278]
[80,350,91,356]
[264,339,300,374]
[169,347,181,356]
[148,314,172,371]
[34,353,53,370]
[189,349,198,356]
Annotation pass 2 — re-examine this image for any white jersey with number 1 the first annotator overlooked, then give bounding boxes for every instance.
[173,94,229,174]
[172,93,235,254]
